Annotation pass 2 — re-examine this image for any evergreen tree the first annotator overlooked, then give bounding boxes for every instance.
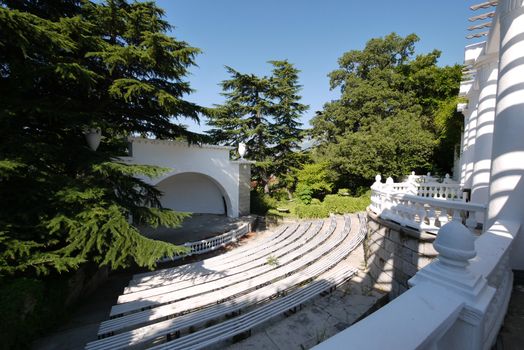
[268,60,308,194]
[207,61,308,193]
[207,66,273,191]
[0,0,201,275]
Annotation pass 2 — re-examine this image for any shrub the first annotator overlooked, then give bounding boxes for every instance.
[0,277,69,349]
[293,193,370,219]
[295,203,330,218]
[295,163,333,204]
[250,190,277,215]
[323,194,370,214]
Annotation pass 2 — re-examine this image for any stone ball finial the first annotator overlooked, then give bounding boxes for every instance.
[427,172,431,177]
[375,174,382,182]
[434,221,476,268]
[411,171,415,176]
[445,173,450,179]
[386,177,394,185]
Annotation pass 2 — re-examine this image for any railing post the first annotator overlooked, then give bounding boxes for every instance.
[407,172,418,195]
[409,222,495,349]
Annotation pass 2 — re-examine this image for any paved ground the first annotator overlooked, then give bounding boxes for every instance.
[140,213,251,244]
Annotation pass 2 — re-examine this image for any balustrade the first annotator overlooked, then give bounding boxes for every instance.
[315,220,520,350]
[370,173,485,233]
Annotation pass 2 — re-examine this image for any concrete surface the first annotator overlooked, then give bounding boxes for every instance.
[495,276,524,349]
[140,213,250,244]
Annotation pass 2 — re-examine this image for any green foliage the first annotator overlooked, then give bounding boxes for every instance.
[295,203,330,219]
[311,33,462,189]
[0,277,68,350]
[322,194,370,214]
[207,61,308,192]
[266,255,279,266]
[294,163,333,204]
[250,190,278,216]
[0,1,199,276]
[294,194,370,219]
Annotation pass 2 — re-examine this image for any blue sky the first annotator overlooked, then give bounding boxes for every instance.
[155,0,474,133]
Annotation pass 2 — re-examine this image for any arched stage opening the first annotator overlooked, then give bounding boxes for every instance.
[155,172,232,216]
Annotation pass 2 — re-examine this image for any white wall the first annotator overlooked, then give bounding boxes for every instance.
[157,173,226,215]
[124,138,245,217]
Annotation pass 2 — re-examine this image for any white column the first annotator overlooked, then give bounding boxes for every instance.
[487,0,524,268]
[459,107,470,186]
[463,90,480,189]
[470,55,498,208]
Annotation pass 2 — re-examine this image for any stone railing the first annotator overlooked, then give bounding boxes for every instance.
[159,222,251,262]
[314,220,520,350]
[370,175,485,233]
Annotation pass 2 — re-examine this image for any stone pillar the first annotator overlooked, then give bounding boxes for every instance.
[237,161,251,216]
[463,90,480,189]
[486,0,524,268]
[458,104,470,186]
[470,55,498,209]
[409,222,494,350]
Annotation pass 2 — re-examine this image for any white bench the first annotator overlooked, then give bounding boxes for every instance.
[108,221,332,317]
[145,217,360,349]
[86,215,363,349]
[98,217,348,336]
[128,223,300,289]
[118,219,334,303]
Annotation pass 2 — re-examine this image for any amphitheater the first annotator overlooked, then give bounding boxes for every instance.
[84,214,380,350]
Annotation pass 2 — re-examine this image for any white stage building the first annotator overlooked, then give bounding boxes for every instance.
[124,137,251,218]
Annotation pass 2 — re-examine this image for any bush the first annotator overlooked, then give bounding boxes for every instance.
[323,194,370,214]
[250,190,278,215]
[0,277,69,350]
[295,163,333,204]
[295,203,330,219]
[293,193,370,219]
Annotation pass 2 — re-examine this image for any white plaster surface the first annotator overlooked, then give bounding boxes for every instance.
[157,173,226,214]
[125,138,251,217]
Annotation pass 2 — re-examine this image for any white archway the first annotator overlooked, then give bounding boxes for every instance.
[123,137,252,217]
[155,172,233,216]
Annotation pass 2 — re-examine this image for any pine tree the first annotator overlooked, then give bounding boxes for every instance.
[0,0,201,275]
[207,62,308,193]
[268,60,308,194]
[207,66,274,191]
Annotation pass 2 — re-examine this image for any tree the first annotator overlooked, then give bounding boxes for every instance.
[294,163,333,204]
[0,0,201,275]
[207,66,274,191]
[267,60,309,194]
[207,61,308,193]
[311,33,462,189]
